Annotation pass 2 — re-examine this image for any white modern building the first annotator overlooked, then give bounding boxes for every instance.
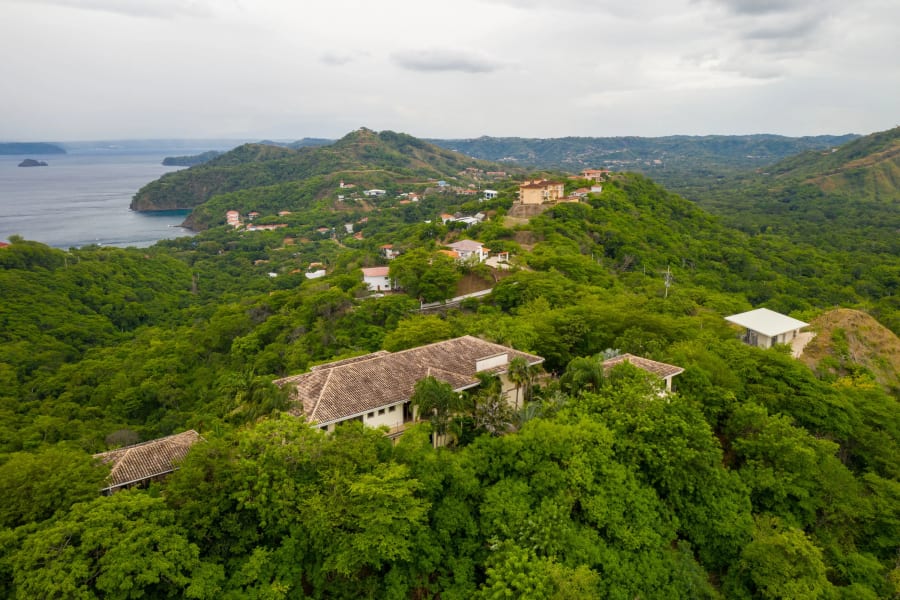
[725,308,808,349]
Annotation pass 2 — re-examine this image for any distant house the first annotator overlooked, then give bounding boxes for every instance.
[571,188,591,198]
[483,189,499,200]
[246,223,287,232]
[364,189,387,197]
[247,211,260,221]
[602,354,684,393]
[380,244,400,260]
[362,266,394,292]
[274,336,544,438]
[581,169,610,182]
[453,216,481,227]
[446,239,489,263]
[519,179,565,205]
[225,210,241,227]
[93,430,202,494]
[725,308,809,349]
[306,262,326,279]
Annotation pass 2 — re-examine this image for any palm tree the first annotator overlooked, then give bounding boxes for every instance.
[471,372,513,436]
[507,357,531,410]
[560,355,605,395]
[410,376,465,447]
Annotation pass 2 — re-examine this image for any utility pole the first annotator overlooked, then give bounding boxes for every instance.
[663,264,673,299]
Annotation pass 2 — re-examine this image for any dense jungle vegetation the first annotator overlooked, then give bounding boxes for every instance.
[0,129,898,598]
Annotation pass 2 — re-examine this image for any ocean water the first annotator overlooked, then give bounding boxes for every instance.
[0,150,198,249]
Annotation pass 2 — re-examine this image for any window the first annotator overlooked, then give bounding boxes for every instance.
[378,408,386,415]
[388,406,396,412]
[367,412,374,419]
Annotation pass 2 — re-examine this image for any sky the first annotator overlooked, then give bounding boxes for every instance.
[2,0,898,141]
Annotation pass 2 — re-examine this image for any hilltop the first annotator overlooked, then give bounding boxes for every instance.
[800,308,900,394]
[131,128,512,213]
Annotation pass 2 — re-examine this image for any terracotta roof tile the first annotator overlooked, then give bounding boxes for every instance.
[94,430,202,492]
[602,353,684,379]
[447,240,484,252]
[275,336,543,425]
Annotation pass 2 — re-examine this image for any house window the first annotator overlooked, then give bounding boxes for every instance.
[388,406,396,413]
[378,408,386,415]
[367,412,374,419]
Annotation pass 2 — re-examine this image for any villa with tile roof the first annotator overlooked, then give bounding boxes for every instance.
[725,308,808,349]
[93,430,202,494]
[274,336,544,438]
[362,266,395,292]
[602,353,684,393]
[445,239,488,263]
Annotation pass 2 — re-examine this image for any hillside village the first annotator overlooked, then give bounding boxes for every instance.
[218,166,615,296]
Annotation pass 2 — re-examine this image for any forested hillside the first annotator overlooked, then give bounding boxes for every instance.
[1,130,898,598]
[675,127,900,333]
[682,126,900,248]
[131,128,512,213]
[430,133,857,188]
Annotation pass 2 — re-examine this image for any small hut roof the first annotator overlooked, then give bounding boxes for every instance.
[94,430,202,492]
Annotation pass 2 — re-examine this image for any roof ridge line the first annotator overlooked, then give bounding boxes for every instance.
[310,367,334,421]
[107,446,130,480]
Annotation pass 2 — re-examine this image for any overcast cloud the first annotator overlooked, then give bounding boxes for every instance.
[0,0,896,140]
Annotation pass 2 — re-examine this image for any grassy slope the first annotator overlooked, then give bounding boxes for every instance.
[801,308,900,394]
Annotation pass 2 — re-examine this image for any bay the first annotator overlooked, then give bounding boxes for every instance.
[0,148,206,249]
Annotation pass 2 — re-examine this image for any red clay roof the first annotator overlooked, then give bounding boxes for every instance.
[362,266,390,277]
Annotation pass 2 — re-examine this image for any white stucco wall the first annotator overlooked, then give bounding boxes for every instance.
[362,403,405,429]
[364,275,392,291]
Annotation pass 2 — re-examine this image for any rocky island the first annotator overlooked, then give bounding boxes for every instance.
[18,159,49,167]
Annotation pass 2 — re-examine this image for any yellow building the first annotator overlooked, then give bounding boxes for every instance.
[518,179,565,204]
